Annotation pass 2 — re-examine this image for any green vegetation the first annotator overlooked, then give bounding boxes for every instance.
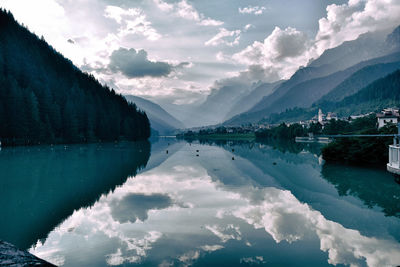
[266,68,400,124]
[255,123,308,139]
[0,10,150,146]
[321,115,397,166]
[257,114,397,166]
[177,126,256,141]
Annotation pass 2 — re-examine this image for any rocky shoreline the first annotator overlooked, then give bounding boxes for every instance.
[0,240,55,266]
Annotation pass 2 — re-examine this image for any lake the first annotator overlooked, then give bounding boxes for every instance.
[1,138,400,266]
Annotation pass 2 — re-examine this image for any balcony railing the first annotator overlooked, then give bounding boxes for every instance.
[388,145,400,170]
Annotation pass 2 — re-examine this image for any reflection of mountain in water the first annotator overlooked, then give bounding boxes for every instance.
[0,141,150,249]
[322,163,400,218]
[197,139,400,241]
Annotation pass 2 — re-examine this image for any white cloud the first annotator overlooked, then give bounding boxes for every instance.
[239,6,267,15]
[244,24,253,31]
[105,5,161,41]
[315,0,400,54]
[27,146,400,267]
[154,0,223,26]
[205,28,241,47]
[205,224,242,243]
[233,26,311,81]
[231,0,400,84]
[3,0,400,109]
[200,244,224,252]
[233,187,400,267]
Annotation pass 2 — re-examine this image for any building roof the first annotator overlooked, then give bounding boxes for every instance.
[376,113,399,119]
[376,109,399,119]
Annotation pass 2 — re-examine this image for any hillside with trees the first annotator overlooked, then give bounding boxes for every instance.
[264,67,400,124]
[225,26,400,126]
[0,9,150,146]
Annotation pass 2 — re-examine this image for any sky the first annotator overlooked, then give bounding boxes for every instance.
[1,0,400,106]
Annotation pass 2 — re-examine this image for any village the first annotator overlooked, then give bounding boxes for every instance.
[180,108,400,136]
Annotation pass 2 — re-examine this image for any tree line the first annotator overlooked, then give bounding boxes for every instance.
[0,9,150,146]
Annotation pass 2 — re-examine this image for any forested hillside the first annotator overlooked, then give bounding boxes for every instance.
[225,26,400,126]
[318,59,400,103]
[330,69,400,115]
[0,10,150,146]
[266,69,400,124]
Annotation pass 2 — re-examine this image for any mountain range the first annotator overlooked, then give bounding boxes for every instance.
[125,95,184,135]
[223,25,400,126]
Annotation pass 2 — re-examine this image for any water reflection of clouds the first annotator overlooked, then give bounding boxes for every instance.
[30,144,400,266]
[110,193,173,223]
[231,187,400,267]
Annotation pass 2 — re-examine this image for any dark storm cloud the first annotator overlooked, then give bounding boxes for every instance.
[110,193,173,223]
[109,47,173,78]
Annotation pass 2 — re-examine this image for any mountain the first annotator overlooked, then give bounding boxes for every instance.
[224,81,282,121]
[0,10,150,146]
[266,52,400,117]
[191,82,254,127]
[266,61,400,124]
[317,60,400,103]
[324,69,400,116]
[125,95,184,135]
[308,30,391,72]
[162,28,400,128]
[163,80,272,128]
[225,26,400,126]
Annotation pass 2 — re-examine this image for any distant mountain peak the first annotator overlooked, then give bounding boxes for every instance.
[386,25,400,50]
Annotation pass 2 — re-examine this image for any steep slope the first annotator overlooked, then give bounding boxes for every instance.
[266,63,400,124]
[0,10,150,145]
[308,30,390,71]
[270,54,400,116]
[125,95,184,135]
[226,51,400,125]
[318,60,400,103]
[192,83,253,126]
[224,81,282,121]
[225,26,400,126]
[327,69,400,116]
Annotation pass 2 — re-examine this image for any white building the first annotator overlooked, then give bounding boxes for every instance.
[318,109,325,123]
[377,108,399,128]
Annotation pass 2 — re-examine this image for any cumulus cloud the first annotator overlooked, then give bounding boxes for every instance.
[105,5,161,41]
[205,28,241,47]
[233,26,311,81]
[109,48,173,78]
[314,0,400,54]
[153,0,223,26]
[231,0,400,84]
[238,6,267,15]
[233,187,400,267]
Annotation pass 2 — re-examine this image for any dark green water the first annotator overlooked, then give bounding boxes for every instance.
[0,139,399,266]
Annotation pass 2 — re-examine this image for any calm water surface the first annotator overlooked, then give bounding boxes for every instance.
[1,139,400,266]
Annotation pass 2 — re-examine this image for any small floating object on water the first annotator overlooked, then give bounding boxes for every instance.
[166,150,168,154]
[232,157,235,160]
[196,154,199,157]
[196,149,199,152]
[273,162,277,165]
[232,149,234,152]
